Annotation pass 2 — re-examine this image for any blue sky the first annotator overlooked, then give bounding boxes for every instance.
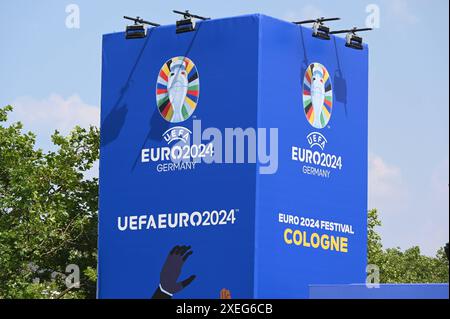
[0,0,448,256]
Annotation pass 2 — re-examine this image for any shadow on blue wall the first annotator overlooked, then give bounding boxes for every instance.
[101,29,155,147]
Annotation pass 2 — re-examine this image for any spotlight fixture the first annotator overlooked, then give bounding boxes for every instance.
[173,10,210,34]
[124,16,160,39]
[294,17,340,40]
[330,27,372,50]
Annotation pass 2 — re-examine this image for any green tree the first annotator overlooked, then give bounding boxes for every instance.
[367,209,449,283]
[0,105,99,298]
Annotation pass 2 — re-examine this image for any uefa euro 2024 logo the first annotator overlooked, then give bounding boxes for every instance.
[156,56,200,123]
[294,62,343,179]
[303,63,333,129]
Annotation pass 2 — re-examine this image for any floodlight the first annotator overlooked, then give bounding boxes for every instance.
[330,27,372,50]
[294,17,340,40]
[124,16,160,39]
[176,18,196,34]
[173,10,210,34]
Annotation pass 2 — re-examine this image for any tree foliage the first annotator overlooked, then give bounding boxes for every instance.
[368,209,449,283]
[0,105,99,298]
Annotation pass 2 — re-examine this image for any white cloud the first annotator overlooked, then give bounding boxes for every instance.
[6,94,100,179]
[368,152,408,208]
[8,94,99,148]
[368,152,449,256]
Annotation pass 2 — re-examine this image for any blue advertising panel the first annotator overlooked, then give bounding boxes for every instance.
[98,14,368,299]
[255,16,368,298]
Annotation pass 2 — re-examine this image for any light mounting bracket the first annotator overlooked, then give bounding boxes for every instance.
[294,17,341,40]
[173,10,210,34]
[330,27,372,50]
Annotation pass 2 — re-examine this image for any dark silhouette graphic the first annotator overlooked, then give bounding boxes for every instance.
[152,245,196,299]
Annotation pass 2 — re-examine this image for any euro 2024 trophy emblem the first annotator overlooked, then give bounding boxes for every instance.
[156,57,200,123]
[303,62,333,129]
